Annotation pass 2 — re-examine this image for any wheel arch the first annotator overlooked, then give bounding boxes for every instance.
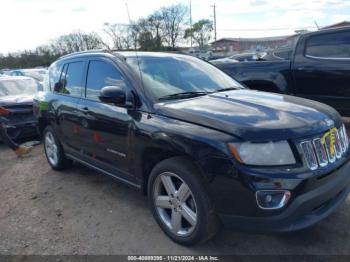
[37,117,49,136]
[140,148,203,195]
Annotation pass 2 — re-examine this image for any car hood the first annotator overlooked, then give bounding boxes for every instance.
[0,94,34,107]
[155,90,342,141]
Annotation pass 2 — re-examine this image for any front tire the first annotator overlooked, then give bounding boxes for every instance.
[43,126,71,170]
[148,157,219,246]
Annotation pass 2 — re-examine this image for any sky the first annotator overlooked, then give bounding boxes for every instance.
[1,0,350,53]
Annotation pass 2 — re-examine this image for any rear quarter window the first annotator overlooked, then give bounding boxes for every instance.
[48,63,62,91]
[305,31,350,59]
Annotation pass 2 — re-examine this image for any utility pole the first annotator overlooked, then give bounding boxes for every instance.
[190,0,193,47]
[211,4,217,42]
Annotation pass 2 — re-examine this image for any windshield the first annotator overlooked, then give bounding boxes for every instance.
[0,79,39,97]
[126,55,243,100]
[23,70,46,82]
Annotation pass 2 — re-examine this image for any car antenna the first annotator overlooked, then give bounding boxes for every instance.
[125,2,146,94]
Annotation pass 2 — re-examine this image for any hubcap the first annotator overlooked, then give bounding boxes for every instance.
[153,172,197,237]
[45,131,58,166]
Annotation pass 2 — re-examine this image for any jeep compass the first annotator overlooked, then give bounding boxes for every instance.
[34,50,350,245]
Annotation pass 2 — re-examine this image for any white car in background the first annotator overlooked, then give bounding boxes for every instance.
[8,68,47,83]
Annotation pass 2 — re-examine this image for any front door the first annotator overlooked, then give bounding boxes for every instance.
[77,58,133,178]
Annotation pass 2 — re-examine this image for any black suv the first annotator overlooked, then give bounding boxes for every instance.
[34,50,350,245]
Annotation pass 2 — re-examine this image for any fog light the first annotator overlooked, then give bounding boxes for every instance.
[256,190,291,210]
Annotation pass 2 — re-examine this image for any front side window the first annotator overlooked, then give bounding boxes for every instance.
[57,62,84,97]
[305,31,350,59]
[86,60,125,101]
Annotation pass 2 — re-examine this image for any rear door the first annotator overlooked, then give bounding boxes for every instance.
[76,57,134,180]
[54,60,86,153]
[292,29,350,115]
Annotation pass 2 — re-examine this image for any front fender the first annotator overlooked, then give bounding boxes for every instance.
[131,113,238,186]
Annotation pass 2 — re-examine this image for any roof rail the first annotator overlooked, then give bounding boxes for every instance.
[57,49,126,60]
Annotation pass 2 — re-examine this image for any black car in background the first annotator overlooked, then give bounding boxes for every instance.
[34,51,350,245]
[216,27,350,116]
[0,76,41,140]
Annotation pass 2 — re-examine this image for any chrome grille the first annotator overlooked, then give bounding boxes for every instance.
[300,125,349,170]
[313,138,328,167]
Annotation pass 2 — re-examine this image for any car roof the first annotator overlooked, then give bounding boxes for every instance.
[57,49,192,62]
[300,25,350,37]
[115,51,188,58]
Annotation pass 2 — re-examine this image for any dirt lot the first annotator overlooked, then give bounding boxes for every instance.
[0,120,350,255]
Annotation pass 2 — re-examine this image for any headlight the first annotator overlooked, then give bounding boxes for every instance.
[228,141,296,166]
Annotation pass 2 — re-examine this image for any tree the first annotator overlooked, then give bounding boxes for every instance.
[185,19,213,48]
[102,23,134,50]
[147,11,164,50]
[132,11,165,51]
[51,31,104,55]
[160,4,188,49]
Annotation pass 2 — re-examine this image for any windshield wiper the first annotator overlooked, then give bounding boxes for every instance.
[214,87,239,93]
[158,91,210,101]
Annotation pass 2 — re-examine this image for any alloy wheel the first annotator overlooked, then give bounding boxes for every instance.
[45,131,59,166]
[153,172,198,237]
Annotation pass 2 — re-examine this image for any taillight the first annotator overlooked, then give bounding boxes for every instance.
[0,107,11,116]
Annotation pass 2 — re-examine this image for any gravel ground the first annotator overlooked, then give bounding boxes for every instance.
[0,121,350,255]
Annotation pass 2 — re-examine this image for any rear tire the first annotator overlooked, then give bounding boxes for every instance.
[148,156,219,246]
[43,126,71,170]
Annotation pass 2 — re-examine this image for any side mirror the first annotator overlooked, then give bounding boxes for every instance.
[99,86,126,106]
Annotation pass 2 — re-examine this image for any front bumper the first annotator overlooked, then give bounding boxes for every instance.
[2,119,38,140]
[219,159,350,232]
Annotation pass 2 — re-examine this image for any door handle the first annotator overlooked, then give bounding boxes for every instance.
[81,107,90,114]
[296,66,313,72]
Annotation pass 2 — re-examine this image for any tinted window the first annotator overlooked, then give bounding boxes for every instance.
[58,62,84,97]
[305,31,350,59]
[86,60,125,101]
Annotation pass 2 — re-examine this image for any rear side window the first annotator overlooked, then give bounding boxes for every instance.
[57,61,84,97]
[85,60,125,101]
[305,31,350,59]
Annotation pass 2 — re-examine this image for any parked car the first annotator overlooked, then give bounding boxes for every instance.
[207,54,226,61]
[210,56,239,65]
[210,52,267,65]
[231,52,267,62]
[34,50,350,245]
[8,68,47,83]
[0,76,42,140]
[263,47,293,61]
[216,26,350,116]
